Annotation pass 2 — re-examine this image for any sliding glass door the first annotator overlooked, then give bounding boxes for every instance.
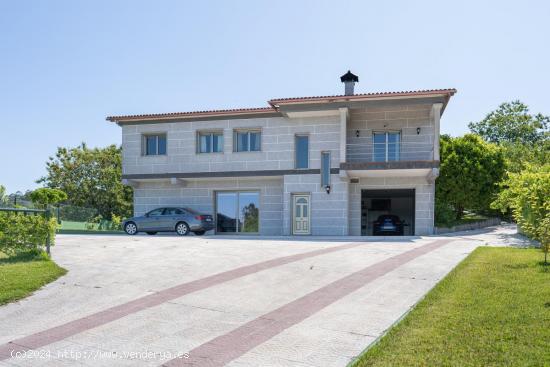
[216,191,260,234]
[373,132,401,162]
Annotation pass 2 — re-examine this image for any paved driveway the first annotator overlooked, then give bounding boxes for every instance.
[0,229,505,367]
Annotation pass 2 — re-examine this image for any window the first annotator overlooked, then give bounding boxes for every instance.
[234,130,261,152]
[321,151,331,187]
[164,208,184,215]
[295,135,309,169]
[216,191,260,233]
[373,132,400,162]
[198,131,224,153]
[147,208,164,217]
[144,134,167,156]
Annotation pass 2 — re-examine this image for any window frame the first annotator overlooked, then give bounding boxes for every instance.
[294,134,310,169]
[233,129,262,152]
[321,151,331,187]
[142,133,167,156]
[197,130,224,154]
[372,130,401,162]
[214,190,261,234]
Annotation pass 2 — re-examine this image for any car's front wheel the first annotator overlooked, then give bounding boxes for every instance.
[175,222,190,236]
[124,222,138,235]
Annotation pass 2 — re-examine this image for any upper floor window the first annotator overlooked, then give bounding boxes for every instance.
[234,130,261,152]
[373,131,400,162]
[295,135,309,169]
[198,131,224,153]
[144,134,167,156]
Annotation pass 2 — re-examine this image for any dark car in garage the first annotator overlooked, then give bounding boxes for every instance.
[373,215,404,236]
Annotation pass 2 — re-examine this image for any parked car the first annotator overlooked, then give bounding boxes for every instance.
[123,207,214,236]
[373,214,404,236]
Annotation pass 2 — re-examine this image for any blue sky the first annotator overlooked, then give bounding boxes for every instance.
[1,0,549,193]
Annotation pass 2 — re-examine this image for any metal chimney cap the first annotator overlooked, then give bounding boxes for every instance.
[340,70,359,83]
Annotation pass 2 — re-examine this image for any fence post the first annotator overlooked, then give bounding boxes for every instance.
[45,209,51,255]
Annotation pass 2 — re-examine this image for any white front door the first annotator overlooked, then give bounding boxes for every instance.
[292,194,310,235]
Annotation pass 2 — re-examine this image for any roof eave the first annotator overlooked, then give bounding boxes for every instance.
[268,89,457,106]
[106,108,280,124]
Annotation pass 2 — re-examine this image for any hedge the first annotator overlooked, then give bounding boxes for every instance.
[0,212,57,255]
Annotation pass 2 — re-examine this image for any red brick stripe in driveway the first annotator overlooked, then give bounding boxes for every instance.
[0,242,367,361]
[163,239,453,367]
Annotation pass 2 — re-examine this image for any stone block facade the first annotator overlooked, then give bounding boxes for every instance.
[117,92,449,236]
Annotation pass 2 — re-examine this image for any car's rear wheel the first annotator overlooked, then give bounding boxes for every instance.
[175,222,190,236]
[146,232,157,235]
[124,222,138,235]
[194,230,205,236]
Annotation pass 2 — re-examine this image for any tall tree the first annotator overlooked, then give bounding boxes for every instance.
[468,101,549,145]
[37,143,133,219]
[436,134,506,219]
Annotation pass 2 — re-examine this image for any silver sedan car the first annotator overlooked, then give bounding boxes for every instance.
[123,207,214,236]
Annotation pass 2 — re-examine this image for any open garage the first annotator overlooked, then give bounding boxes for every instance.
[361,189,415,236]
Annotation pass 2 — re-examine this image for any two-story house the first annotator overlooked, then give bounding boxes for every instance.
[108,72,455,236]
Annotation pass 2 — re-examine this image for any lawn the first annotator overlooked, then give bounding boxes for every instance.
[353,247,550,367]
[58,220,122,234]
[0,251,67,305]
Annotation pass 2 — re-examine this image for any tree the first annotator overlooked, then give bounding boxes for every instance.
[29,188,68,209]
[492,164,550,264]
[436,134,506,220]
[468,101,549,145]
[499,140,550,174]
[37,143,133,219]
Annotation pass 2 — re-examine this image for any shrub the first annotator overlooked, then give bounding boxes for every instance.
[110,214,122,230]
[435,201,457,227]
[492,164,550,264]
[0,212,57,256]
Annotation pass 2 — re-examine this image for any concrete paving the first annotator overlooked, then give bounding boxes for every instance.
[0,226,519,366]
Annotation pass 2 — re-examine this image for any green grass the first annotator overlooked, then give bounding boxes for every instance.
[353,247,550,367]
[0,250,67,305]
[60,220,89,230]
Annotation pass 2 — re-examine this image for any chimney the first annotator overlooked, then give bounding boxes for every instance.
[340,70,359,95]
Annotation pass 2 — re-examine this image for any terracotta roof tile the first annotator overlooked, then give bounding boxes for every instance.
[268,89,457,105]
[106,107,277,122]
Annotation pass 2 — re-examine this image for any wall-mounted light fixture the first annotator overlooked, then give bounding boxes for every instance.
[355,130,360,138]
[416,127,421,135]
[325,185,331,194]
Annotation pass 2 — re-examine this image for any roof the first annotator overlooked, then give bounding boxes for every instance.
[106,88,456,123]
[106,107,278,122]
[268,88,456,105]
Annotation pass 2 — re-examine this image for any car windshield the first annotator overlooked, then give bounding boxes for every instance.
[378,215,399,221]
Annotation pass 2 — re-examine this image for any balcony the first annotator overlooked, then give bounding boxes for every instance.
[342,141,439,176]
